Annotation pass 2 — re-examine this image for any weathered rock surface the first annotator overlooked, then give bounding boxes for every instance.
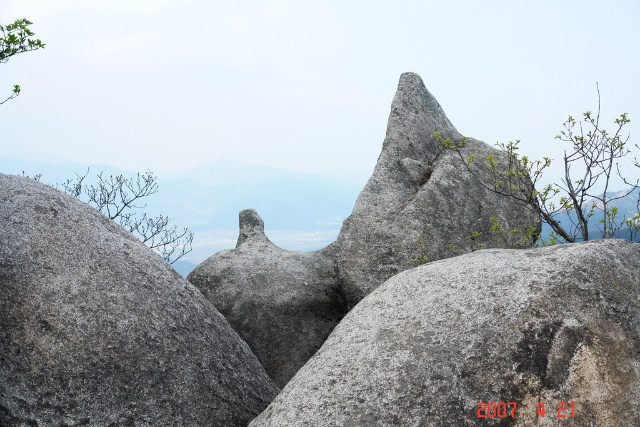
[331,72,541,306]
[189,72,541,387]
[0,174,279,427]
[187,209,348,388]
[250,239,640,427]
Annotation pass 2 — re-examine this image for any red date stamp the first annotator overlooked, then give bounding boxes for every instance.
[477,401,575,418]
[477,401,517,418]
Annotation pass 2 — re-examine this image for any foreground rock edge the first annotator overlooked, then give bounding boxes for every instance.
[249,240,640,427]
[0,174,279,427]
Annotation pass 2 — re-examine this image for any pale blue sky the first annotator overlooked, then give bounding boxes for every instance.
[3,0,639,183]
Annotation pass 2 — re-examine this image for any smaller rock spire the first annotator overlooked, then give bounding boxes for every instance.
[236,209,268,247]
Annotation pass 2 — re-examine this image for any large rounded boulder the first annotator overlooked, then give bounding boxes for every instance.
[0,174,278,427]
[250,239,640,427]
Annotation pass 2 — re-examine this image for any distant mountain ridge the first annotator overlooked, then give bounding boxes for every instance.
[2,155,636,276]
[539,187,640,242]
[0,156,364,276]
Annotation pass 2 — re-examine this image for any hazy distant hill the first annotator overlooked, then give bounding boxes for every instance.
[1,156,364,276]
[539,187,640,242]
[3,156,636,276]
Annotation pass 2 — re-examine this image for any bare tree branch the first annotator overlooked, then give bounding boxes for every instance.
[59,169,193,264]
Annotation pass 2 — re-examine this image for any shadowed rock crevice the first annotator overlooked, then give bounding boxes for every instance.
[512,318,591,392]
[513,320,563,384]
[543,321,589,389]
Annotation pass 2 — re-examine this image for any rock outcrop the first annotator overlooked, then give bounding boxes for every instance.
[250,239,640,427]
[188,72,541,386]
[187,209,348,388]
[0,174,279,427]
[331,72,540,306]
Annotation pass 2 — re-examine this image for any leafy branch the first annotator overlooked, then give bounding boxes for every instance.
[438,85,638,244]
[1,18,46,105]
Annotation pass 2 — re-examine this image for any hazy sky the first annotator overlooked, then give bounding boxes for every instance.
[3,0,639,183]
